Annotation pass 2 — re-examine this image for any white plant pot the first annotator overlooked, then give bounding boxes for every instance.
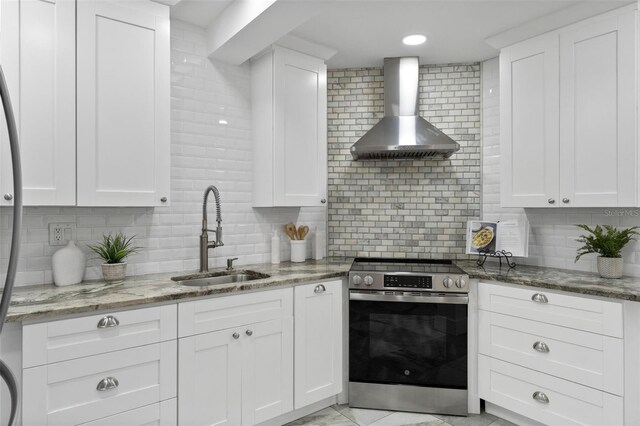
[101,263,127,283]
[597,257,623,279]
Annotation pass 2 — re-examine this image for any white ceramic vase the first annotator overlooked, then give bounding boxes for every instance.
[597,256,623,279]
[52,241,86,286]
[102,263,127,283]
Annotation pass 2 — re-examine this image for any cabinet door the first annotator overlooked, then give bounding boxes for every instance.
[273,47,327,207]
[76,0,170,206]
[500,33,560,208]
[294,280,343,409]
[242,318,293,426]
[559,9,636,207]
[178,330,242,426]
[0,0,75,206]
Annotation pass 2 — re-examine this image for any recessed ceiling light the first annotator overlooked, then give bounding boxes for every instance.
[402,34,427,46]
[218,119,228,125]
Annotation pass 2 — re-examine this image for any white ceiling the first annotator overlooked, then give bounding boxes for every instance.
[171,0,233,28]
[170,0,631,68]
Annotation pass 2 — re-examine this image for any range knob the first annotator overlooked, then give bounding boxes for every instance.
[443,277,453,288]
[455,277,466,288]
[364,275,374,286]
[352,275,362,286]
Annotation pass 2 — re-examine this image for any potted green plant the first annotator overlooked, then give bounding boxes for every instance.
[88,233,141,283]
[575,225,640,278]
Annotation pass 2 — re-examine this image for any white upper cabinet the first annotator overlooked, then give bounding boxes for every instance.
[500,33,559,208]
[77,0,170,206]
[252,46,328,207]
[0,0,76,206]
[501,5,637,208]
[0,0,169,207]
[559,10,636,207]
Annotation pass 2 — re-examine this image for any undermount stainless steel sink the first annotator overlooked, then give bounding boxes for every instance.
[172,270,270,287]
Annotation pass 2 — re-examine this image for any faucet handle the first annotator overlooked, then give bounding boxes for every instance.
[227,257,239,270]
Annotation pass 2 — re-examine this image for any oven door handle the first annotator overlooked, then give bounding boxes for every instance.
[349,291,468,305]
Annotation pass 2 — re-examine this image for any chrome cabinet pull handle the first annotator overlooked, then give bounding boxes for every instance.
[232,332,240,339]
[314,284,326,293]
[97,315,120,329]
[96,377,119,391]
[547,198,555,204]
[562,198,570,204]
[3,193,12,201]
[533,341,550,353]
[321,199,326,204]
[160,197,167,203]
[246,329,253,336]
[532,391,549,404]
[531,293,548,304]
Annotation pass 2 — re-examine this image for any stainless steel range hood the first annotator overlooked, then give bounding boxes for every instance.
[350,57,460,160]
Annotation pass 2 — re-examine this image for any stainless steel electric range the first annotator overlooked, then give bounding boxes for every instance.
[348,258,469,416]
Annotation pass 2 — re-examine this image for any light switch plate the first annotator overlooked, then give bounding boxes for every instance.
[48,223,76,246]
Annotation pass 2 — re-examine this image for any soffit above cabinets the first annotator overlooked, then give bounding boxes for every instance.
[169,0,630,67]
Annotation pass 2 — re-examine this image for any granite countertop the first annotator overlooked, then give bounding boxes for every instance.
[5,258,353,323]
[457,259,640,302]
[8,256,640,323]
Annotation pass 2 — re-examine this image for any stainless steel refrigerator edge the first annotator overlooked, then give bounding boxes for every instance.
[0,64,23,426]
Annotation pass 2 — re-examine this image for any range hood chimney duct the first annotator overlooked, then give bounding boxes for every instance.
[350,57,460,160]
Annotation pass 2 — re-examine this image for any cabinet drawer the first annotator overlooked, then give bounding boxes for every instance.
[23,304,177,368]
[23,341,177,426]
[178,288,293,337]
[478,282,622,337]
[479,311,623,395]
[80,399,176,426]
[479,355,623,426]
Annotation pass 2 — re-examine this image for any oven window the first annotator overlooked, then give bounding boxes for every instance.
[349,299,467,389]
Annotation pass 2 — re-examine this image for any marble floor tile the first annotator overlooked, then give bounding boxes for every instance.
[289,406,512,426]
[285,407,358,426]
[367,412,448,426]
[487,418,518,426]
[433,412,497,426]
[334,403,394,425]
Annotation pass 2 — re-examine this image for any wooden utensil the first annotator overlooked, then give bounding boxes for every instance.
[298,225,309,240]
[284,223,297,240]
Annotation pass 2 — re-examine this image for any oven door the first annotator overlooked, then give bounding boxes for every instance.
[349,291,468,390]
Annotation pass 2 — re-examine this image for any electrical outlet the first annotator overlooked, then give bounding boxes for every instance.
[48,223,76,246]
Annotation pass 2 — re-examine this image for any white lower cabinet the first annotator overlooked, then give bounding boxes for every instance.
[294,280,343,409]
[15,281,346,425]
[20,305,178,426]
[478,281,625,425]
[178,289,295,426]
[178,318,293,426]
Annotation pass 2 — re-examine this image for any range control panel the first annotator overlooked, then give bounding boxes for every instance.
[349,272,469,293]
[383,275,432,289]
